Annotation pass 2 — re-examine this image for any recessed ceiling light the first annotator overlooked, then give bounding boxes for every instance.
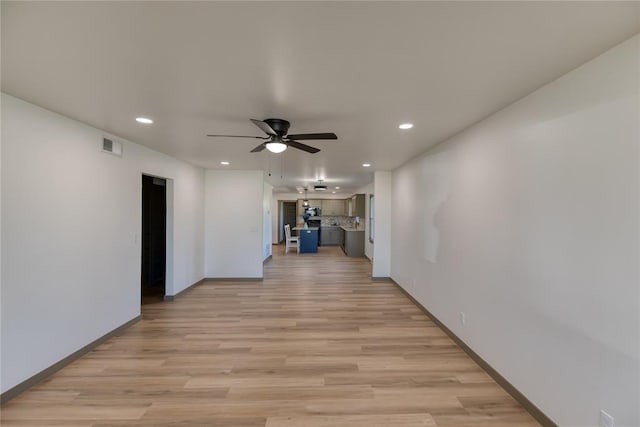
[399,123,413,130]
[335,186,340,190]
[332,191,336,194]
[136,117,153,124]
[362,163,371,167]
[220,161,230,165]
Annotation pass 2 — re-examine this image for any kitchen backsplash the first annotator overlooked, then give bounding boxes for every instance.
[297,215,356,227]
[320,216,355,227]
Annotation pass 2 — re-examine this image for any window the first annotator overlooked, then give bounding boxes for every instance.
[369,194,375,243]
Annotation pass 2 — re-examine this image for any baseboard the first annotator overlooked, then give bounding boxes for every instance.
[1,315,142,405]
[164,278,205,301]
[387,278,557,427]
[165,276,263,300]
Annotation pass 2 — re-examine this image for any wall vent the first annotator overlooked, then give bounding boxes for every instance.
[102,137,123,157]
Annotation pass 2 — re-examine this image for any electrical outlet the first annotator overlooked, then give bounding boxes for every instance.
[459,312,466,326]
[600,410,615,427]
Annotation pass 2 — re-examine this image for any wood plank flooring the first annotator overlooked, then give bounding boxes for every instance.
[1,245,540,426]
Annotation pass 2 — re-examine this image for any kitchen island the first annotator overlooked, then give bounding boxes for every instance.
[293,227,319,253]
[340,227,365,257]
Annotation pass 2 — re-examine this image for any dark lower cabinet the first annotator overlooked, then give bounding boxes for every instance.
[341,228,365,257]
[320,226,341,246]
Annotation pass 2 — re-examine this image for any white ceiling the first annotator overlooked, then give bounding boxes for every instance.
[2,2,639,195]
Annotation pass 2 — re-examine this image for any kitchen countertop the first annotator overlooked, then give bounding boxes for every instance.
[293,227,319,231]
[341,226,364,232]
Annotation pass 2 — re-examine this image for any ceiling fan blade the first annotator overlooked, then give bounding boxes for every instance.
[287,140,320,153]
[207,134,268,139]
[250,143,267,152]
[285,132,337,140]
[250,119,277,136]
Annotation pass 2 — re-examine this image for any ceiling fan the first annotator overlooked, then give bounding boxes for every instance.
[207,118,337,154]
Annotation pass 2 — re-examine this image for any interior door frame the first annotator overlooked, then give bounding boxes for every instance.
[278,200,297,243]
[140,172,174,300]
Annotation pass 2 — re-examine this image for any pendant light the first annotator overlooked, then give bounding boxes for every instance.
[302,188,309,207]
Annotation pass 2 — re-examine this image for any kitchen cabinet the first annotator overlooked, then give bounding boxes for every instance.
[348,194,365,218]
[340,227,365,257]
[320,226,341,246]
[309,199,322,209]
[321,199,346,216]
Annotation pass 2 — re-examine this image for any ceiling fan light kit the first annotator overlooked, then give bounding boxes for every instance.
[207,118,337,154]
[265,141,287,153]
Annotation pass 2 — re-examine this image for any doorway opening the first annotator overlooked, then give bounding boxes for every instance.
[280,201,297,242]
[141,174,166,304]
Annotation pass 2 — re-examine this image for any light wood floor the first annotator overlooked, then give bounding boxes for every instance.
[2,245,540,426]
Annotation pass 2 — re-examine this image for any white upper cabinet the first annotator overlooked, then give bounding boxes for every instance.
[322,199,346,216]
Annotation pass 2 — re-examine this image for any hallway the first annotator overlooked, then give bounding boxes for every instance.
[1,245,539,426]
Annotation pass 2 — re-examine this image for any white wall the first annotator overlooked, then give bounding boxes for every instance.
[1,94,205,393]
[271,197,280,244]
[263,182,273,260]
[133,149,204,297]
[355,183,374,260]
[0,93,3,382]
[391,35,639,427]
[373,171,392,277]
[204,170,263,278]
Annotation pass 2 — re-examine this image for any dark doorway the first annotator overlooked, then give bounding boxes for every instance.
[141,175,166,304]
[282,201,297,241]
